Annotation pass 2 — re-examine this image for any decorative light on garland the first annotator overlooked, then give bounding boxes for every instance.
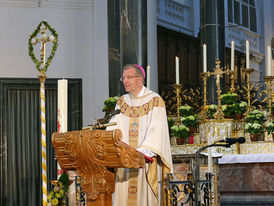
[28,21,58,73]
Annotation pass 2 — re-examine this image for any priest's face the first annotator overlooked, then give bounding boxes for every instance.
[122,67,143,96]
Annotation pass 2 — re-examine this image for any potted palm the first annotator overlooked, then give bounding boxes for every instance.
[171,124,189,145]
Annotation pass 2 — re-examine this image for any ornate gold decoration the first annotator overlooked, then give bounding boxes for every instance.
[172,84,183,124]
[212,60,225,119]
[52,129,145,206]
[200,72,210,120]
[242,68,254,116]
[263,76,274,120]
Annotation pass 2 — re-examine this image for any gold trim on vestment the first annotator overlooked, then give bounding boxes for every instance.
[117,96,165,117]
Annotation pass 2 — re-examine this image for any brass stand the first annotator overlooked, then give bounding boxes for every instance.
[242,68,254,116]
[200,72,210,120]
[263,76,274,120]
[211,61,225,119]
[172,84,183,125]
[225,69,236,93]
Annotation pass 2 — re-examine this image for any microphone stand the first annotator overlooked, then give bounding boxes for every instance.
[193,142,231,206]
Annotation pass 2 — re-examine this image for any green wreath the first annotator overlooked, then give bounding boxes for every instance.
[28,21,58,73]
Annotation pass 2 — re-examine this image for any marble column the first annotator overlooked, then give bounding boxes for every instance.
[108,0,147,97]
[200,0,225,104]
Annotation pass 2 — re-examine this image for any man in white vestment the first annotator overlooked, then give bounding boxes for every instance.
[107,64,173,206]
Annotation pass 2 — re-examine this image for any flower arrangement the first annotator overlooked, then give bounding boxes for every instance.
[207,104,217,119]
[222,104,235,118]
[246,110,266,124]
[245,122,264,134]
[234,101,247,114]
[179,105,193,117]
[170,124,189,138]
[47,171,69,206]
[102,96,119,114]
[265,121,274,135]
[181,114,198,127]
[221,92,238,105]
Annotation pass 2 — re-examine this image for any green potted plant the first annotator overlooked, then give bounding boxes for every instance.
[181,114,198,134]
[207,104,217,119]
[179,105,193,117]
[221,92,238,105]
[265,121,274,135]
[245,110,266,141]
[170,124,189,145]
[222,104,236,118]
[234,101,247,119]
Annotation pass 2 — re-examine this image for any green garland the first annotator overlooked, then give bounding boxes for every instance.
[28,21,58,73]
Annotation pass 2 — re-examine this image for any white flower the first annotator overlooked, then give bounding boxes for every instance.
[239,101,247,107]
[252,123,262,129]
[209,104,217,110]
[245,123,251,130]
[222,105,227,111]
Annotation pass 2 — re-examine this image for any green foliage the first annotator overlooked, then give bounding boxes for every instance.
[207,104,217,119]
[181,114,198,127]
[245,122,264,134]
[171,124,189,138]
[265,121,274,135]
[221,92,238,105]
[102,96,119,114]
[246,110,266,124]
[179,105,193,117]
[168,117,175,129]
[234,101,247,114]
[28,21,58,73]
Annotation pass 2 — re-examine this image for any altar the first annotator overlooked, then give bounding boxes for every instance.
[218,153,274,205]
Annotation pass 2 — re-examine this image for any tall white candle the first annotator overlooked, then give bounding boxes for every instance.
[246,40,250,68]
[203,44,207,73]
[175,56,179,84]
[146,65,151,89]
[57,79,68,178]
[267,46,272,76]
[231,41,235,71]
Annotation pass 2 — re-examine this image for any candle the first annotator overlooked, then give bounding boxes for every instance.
[146,65,151,89]
[246,40,250,68]
[203,44,207,73]
[58,79,68,133]
[175,56,179,84]
[231,41,235,71]
[267,46,272,76]
[57,79,68,178]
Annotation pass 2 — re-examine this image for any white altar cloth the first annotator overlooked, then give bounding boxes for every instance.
[218,153,274,164]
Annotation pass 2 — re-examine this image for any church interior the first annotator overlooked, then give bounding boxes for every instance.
[0,0,274,205]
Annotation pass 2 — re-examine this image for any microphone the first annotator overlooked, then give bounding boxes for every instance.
[219,137,246,145]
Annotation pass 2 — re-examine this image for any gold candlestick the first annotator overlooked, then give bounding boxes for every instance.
[212,60,225,119]
[242,68,254,116]
[225,69,236,93]
[172,84,183,125]
[200,72,210,120]
[264,76,274,120]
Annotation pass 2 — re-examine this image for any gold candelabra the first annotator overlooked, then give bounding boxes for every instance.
[242,68,254,116]
[212,60,225,119]
[224,68,236,93]
[200,72,210,119]
[263,76,274,120]
[172,84,183,125]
